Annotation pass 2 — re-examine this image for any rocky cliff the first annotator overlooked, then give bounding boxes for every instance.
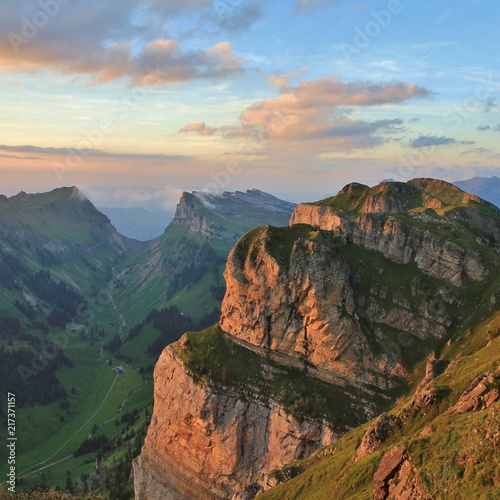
[133,338,339,500]
[290,179,499,286]
[172,189,296,241]
[134,178,500,499]
[171,192,237,240]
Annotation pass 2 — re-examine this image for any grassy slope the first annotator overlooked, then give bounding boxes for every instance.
[259,312,500,500]
[0,189,150,492]
[9,338,149,490]
[112,195,293,324]
[112,224,227,325]
[176,325,390,431]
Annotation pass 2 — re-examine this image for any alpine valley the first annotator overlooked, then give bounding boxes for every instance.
[1,178,499,500]
[0,186,294,498]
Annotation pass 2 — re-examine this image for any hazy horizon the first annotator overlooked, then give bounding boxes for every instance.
[1,0,499,210]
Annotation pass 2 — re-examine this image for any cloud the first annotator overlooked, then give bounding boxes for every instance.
[0,145,190,161]
[484,97,496,112]
[477,124,490,131]
[370,60,399,71]
[83,184,184,211]
[182,75,430,152]
[0,1,243,85]
[214,2,263,33]
[460,147,490,156]
[180,122,218,136]
[409,136,475,149]
[0,153,45,160]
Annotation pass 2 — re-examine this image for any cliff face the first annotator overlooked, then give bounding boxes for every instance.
[171,189,296,241]
[220,224,453,389]
[134,342,337,500]
[135,178,500,499]
[289,178,499,287]
[171,192,237,240]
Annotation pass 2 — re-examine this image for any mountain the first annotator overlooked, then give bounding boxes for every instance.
[134,178,500,499]
[0,187,150,495]
[110,189,296,327]
[97,206,173,241]
[0,186,295,495]
[259,312,500,499]
[454,176,500,208]
[0,186,142,328]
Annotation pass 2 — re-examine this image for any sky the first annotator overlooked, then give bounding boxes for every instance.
[0,0,499,210]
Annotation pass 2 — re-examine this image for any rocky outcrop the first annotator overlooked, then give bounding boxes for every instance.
[373,446,423,500]
[171,192,237,240]
[289,204,343,231]
[133,341,337,500]
[352,413,399,462]
[451,372,500,413]
[220,227,452,389]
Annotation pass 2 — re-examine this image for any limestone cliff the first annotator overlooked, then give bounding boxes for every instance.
[290,179,500,286]
[171,192,237,240]
[134,340,339,500]
[220,225,453,389]
[171,190,296,241]
[134,178,500,499]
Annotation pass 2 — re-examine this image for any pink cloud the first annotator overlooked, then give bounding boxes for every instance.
[182,75,430,152]
[180,122,218,136]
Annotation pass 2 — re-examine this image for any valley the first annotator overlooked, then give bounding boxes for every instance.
[0,187,294,497]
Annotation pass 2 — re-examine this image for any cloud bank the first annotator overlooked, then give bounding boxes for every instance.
[0,0,244,85]
[181,75,431,152]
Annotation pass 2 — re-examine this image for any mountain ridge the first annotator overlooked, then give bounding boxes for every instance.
[110,188,296,323]
[134,177,500,499]
[454,175,500,208]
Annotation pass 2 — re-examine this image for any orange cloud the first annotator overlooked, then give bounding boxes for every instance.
[180,122,218,136]
[182,75,431,151]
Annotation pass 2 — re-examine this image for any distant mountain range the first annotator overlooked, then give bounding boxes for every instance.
[97,206,174,241]
[454,175,500,207]
[97,177,500,242]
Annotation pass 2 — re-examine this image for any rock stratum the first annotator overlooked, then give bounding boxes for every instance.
[134,179,500,499]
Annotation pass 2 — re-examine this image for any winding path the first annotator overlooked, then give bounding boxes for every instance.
[18,373,119,480]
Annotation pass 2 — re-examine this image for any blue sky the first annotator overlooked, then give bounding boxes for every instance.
[0,0,498,209]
